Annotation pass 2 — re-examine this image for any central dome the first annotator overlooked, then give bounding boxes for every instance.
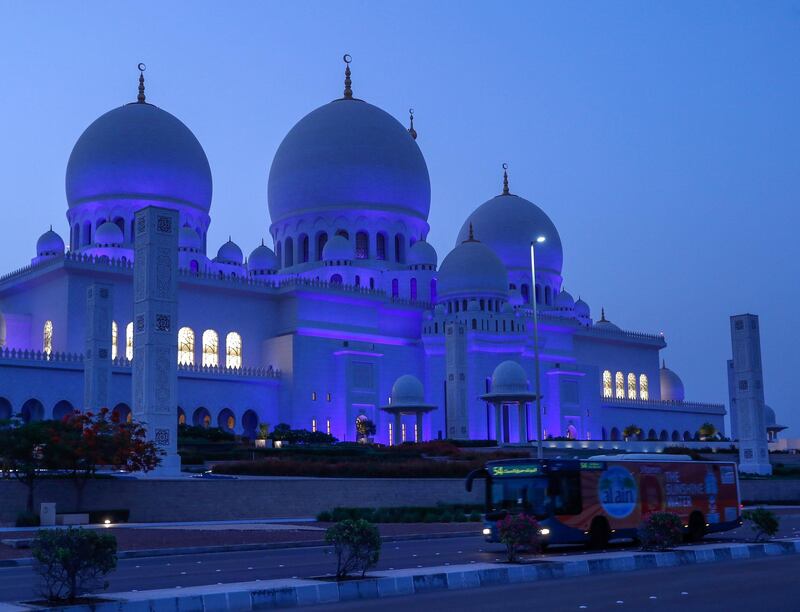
[268,99,431,225]
[66,103,212,214]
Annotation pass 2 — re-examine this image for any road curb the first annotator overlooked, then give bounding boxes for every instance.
[11,539,800,610]
[0,530,480,567]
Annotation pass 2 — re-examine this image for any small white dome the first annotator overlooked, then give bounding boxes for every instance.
[555,289,575,310]
[437,232,508,300]
[491,360,529,395]
[390,374,425,406]
[575,297,590,318]
[216,239,243,265]
[94,221,124,246]
[594,308,620,331]
[408,240,437,267]
[36,228,65,257]
[179,226,202,251]
[660,361,685,402]
[248,242,278,273]
[322,235,353,262]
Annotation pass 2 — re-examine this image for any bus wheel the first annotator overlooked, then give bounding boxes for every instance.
[687,512,705,542]
[588,517,611,549]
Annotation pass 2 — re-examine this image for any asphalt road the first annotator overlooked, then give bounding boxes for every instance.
[2,513,799,604]
[309,555,800,611]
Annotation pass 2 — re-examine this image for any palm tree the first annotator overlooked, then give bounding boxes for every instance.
[698,422,717,441]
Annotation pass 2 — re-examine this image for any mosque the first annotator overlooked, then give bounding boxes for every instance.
[0,59,727,446]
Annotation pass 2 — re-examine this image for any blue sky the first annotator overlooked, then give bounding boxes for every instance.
[1,1,798,434]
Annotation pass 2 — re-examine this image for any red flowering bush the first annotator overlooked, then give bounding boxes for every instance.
[497,513,541,562]
[638,512,683,551]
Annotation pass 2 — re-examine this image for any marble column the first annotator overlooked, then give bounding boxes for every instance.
[494,403,503,445]
[394,412,402,445]
[517,401,528,444]
[132,207,180,476]
[84,283,113,413]
[415,412,424,443]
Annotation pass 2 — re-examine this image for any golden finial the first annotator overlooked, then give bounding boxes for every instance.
[502,163,510,195]
[408,108,417,140]
[137,63,146,103]
[343,54,353,99]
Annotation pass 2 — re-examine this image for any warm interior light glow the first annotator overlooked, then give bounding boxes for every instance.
[202,329,219,367]
[225,331,242,369]
[178,327,195,365]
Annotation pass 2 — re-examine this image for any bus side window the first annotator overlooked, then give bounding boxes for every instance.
[550,473,582,515]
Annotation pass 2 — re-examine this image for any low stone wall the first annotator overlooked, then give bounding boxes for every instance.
[0,476,796,525]
[0,477,485,525]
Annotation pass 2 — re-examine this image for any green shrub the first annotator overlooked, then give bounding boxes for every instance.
[16,511,40,527]
[497,513,541,562]
[178,424,235,443]
[742,507,780,542]
[32,527,117,603]
[638,512,683,551]
[325,519,381,579]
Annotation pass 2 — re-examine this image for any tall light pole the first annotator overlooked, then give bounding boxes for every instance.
[530,236,546,459]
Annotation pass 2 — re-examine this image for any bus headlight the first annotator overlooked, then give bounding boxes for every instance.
[482,528,492,536]
[539,528,550,536]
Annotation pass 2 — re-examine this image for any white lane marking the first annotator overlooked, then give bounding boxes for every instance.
[215,569,221,572]
[616,601,624,605]
[180,572,187,575]
[649,596,657,600]
[247,567,254,570]
[681,592,689,595]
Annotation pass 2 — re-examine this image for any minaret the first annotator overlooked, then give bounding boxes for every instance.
[445,320,469,439]
[132,206,180,476]
[729,313,771,475]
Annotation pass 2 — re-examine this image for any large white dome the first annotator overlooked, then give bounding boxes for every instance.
[437,232,508,300]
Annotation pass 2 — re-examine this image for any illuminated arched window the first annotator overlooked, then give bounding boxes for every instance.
[178,327,195,365]
[615,371,624,399]
[226,332,242,369]
[125,322,133,361]
[602,370,612,398]
[627,373,637,399]
[42,320,53,355]
[202,329,219,367]
[639,374,649,400]
[111,321,118,360]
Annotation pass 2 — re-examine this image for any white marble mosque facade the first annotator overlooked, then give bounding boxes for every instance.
[0,63,730,446]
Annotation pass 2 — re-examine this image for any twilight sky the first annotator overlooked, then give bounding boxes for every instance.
[0,1,798,434]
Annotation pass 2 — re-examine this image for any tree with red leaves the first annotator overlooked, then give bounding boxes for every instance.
[47,408,162,511]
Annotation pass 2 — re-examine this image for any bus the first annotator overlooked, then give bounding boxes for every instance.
[465,454,742,548]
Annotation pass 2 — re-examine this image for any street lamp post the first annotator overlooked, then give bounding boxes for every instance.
[530,237,546,459]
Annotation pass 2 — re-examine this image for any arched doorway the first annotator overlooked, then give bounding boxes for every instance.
[242,409,258,439]
[178,407,186,426]
[217,408,235,433]
[193,407,211,428]
[659,430,669,441]
[21,399,44,423]
[112,403,132,423]
[672,430,680,441]
[52,400,75,421]
[610,427,620,441]
[0,397,12,421]
[566,424,577,440]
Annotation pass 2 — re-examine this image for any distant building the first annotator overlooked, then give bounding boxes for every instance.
[0,61,726,444]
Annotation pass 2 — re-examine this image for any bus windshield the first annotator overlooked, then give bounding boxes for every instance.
[490,477,550,517]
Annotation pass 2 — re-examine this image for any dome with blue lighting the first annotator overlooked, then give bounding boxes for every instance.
[437,234,508,300]
[66,103,212,214]
[457,193,562,275]
[36,228,65,257]
[268,99,430,225]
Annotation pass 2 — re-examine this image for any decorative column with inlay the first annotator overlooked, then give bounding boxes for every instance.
[84,283,113,413]
[132,206,180,476]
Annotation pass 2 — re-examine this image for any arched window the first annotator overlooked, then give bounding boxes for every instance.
[610,427,621,441]
[355,231,369,259]
[545,286,552,305]
[43,320,53,355]
[178,327,195,365]
[316,232,328,261]
[394,234,405,263]
[520,284,530,304]
[125,322,133,360]
[472,319,477,330]
[639,374,649,400]
[370,278,375,290]
[330,273,343,285]
[225,332,241,369]
[535,284,541,303]
[392,278,399,298]
[299,234,309,263]
[410,278,417,301]
[113,217,125,240]
[82,221,92,246]
[335,229,349,239]
[218,408,235,432]
[627,373,637,399]
[202,329,219,367]
[355,275,361,287]
[615,371,624,399]
[602,370,612,398]
[284,237,294,267]
[111,321,118,360]
[190,259,199,273]
[376,233,387,260]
